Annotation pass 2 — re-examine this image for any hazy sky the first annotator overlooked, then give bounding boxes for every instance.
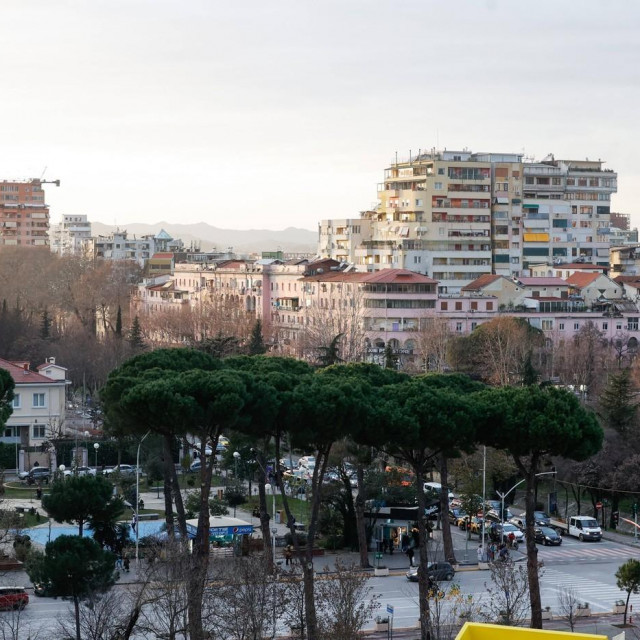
[2,0,639,231]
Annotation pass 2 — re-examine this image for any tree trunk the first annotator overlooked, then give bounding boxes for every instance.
[74,595,81,640]
[610,493,620,529]
[355,463,371,568]
[256,458,273,565]
[515,455,542,629]
[439,457,456,564]
[162,436,176,538]
[302,560,318,640]
[414,466,431,640]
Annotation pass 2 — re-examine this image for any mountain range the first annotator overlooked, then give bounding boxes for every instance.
[90,221,318,255]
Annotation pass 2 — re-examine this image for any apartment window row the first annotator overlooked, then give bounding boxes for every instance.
[12,393,46,408]
[441,301,494,312]
[364,300,436,309]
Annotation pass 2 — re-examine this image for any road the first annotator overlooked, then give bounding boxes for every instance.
[8,525,640,637]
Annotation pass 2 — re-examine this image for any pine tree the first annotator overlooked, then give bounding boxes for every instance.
[317,333,344,367]
[115,305,122,337]
[40,309,51,340]
[127,316,147,351]
[600,368,638,436]
[247,319,266,355]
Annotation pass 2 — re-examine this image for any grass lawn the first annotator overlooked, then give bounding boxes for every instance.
[245,494,311,524]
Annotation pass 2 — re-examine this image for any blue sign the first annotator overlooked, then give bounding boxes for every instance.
[387,604,394,615]
[185,523,253,538]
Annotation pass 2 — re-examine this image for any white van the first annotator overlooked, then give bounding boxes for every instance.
[568,515,602,541]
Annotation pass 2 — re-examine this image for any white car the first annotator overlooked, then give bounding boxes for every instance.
[63,466,96,477]
[298,456,316,470]
[103,464,137,476]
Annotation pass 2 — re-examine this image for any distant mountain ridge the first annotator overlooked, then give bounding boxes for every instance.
[90,221,318,255]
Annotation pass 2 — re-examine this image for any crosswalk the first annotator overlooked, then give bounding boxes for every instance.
[536,541,640,564]
[542,567,639,613]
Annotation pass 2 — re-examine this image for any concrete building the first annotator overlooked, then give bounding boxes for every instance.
[50,214,92,255]
[319,149,618,294]
[0,178,57,247]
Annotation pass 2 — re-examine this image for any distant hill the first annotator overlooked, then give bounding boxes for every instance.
[90,221,318,255]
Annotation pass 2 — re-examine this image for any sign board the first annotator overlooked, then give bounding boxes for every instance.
[387,604,394,615]
[596,502,603,509]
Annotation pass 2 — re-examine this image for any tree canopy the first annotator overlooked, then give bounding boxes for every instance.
[0,367,14,429]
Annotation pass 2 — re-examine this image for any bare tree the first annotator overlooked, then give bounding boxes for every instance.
[423,581,483,640]
[315,560,380,640]
[0,606,41,640]
[557,586,580,632]
[204,557,286,640]
[412,315,453,373]
[483,560,535,626]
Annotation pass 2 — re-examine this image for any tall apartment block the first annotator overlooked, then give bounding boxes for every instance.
[319,149,617,293]
[50,214,92,255]
[0,179,55,247]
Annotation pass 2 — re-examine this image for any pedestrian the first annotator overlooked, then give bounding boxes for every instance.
[407,547,415,567]
[116,553,123,570]
[488,542,496,562]
[285,544,293,566]
[499,544,509,562]
[36,482,42,500]
[477,543,484,564]
[123,553,130,573]
[508,531,516,548]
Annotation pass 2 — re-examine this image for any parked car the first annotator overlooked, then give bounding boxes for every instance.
[33,581,54,597]
[533,511,551,526]
[63,466,95,477]
[103,464,137,477]
[190,459,202,473]
[406,562,455,582]
[533,526,562,546]
[468,517,486,536]
[18,467,50,485]
[449,508,467,525]
[489,522,524,545]
[510,515,526,530]
[0,587,28,610]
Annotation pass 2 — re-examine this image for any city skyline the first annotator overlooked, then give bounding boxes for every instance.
[1,0,639,230]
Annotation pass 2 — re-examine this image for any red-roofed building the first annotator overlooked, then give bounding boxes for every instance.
[0,357,70,471]
[461,275,522,307]
[565,272,622,304]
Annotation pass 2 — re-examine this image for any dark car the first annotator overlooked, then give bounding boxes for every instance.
[533,511,551,526]
[406,562,455,582]
[533,526,562,546]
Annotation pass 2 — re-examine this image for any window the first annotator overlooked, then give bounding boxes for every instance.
[12,394,20,409]
[456,322,463,332]
[471,301,478,310]
[434,182,443,190]
[413,256,421,264]
[628,318,639,331]
[602,322,608,331]
[32,424,46,439]
[574,323,580,331]
[559,323,564,330]
[542,320,553,331]
[438,168,445,175]
[455,302,462,311]
[415,199,423,206]
[32,393,45,408]
[617,323,623,330]
[486,301,494,311]
[441,301,448,311]
[471,322,477,330]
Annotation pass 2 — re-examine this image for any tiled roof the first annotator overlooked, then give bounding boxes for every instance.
[301,268,437,284]
[461,274,502,291]
[517,277,568,287]
[0,358,60,385]
[151,252,174,259]
[613,275,640,285]
[565,272,600,288]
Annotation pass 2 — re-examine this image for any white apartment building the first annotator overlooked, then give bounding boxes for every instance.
[50,214,92,256]
[87,228,183,267]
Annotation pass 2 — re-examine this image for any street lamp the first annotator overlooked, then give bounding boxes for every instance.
[265,483,276,526]
[496,471,557,531]
[84,431,89,468]
[135,431,150,572]
[271,527,278,567]
[233,451,241,517]
[93,442,99,470]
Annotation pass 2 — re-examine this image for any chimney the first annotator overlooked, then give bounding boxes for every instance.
[47,357,56,365]
[23,364,29,375]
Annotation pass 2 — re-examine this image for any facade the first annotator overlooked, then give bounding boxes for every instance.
[319,149,617,294]
[0,357,70,471]
[0,178,54,247]
[50,214,92,255]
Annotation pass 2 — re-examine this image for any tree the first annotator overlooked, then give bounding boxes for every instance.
[127,316,146,351]
[600,368,638,438]
[384,343,397,369]
[477,385,603,629]
[483,560,532,626]
[315,559,380,639]
[557,587,580,632]
[0,368,14,430]
[616,558,640,625]
[25,535,117,640]
[316,333,344,367]
[247,319,267,355]
[40,308,52,340]
[41,474,122,537]
[115,305,123,337]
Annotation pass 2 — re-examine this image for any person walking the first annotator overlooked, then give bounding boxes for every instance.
[407,547,415,567]
[285,544,293,566]
[477,543,484,564]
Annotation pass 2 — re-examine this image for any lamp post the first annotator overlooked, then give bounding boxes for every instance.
[233,451,241,517]
[84,431,89,468]
[93,443,99,471]
[135,431,150,572]
[265,483,276,526]
[496,471,557,532]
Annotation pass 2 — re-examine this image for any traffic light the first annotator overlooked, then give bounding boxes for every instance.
[613,511,620,526]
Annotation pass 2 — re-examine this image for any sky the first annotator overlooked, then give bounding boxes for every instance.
[1,0,639,231]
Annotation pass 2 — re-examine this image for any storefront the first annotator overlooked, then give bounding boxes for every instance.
[185,516,253,554]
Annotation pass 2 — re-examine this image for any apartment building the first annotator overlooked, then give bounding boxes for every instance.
[0,178,55,247]
[319,149,618,294]
[50,214,92,255]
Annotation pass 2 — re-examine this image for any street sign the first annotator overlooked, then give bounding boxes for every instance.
[387,604,394,615]
[596,501,603,509]
[375,553,383,559]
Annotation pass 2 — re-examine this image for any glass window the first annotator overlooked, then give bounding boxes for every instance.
[12,394,20,409]
[32,393,45,408]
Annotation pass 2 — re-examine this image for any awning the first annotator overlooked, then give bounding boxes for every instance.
[524,233,550,242]
[523,204,539,209]
[494,197,509,205]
